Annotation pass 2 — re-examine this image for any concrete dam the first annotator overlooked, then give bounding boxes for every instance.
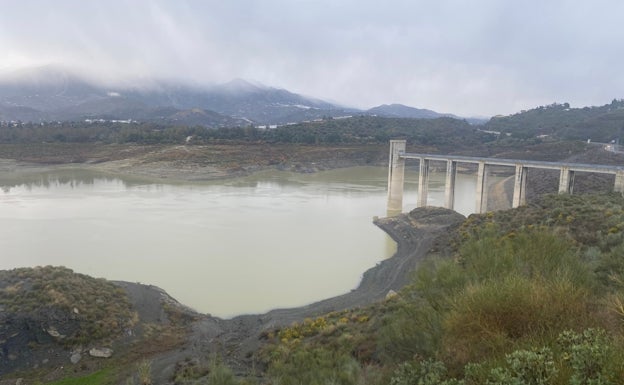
[387,140,624,214]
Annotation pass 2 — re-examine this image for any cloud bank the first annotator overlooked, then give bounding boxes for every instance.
[1,0,623,116]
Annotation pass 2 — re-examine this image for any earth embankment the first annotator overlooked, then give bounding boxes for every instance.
[0,143,389,182]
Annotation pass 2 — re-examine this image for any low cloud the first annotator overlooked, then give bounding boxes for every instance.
[1,0,623,116]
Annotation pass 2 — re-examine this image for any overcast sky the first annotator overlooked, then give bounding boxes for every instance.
[1,0,623,116]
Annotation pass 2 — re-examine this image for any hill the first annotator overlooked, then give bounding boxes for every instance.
[0,266,198,383]
[0,66,479,126]
[484,99,624,142]
[367,103,488,125]
[367,103,449,119]
[0,66,352,126]
[0,115,495,152]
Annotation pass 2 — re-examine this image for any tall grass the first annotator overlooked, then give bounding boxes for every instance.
[380,226,598,368]
[442,275,594,367]
[268,347,362,385]
[458,227,592,286]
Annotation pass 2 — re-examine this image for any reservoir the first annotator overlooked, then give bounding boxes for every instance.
[0,166,485,318]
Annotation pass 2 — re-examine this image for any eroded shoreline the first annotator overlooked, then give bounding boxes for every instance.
[141,207,466,380]
[0,143,389,183]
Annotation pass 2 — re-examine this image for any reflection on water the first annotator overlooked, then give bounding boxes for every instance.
[0,169,148,193]
[0,166,494,318]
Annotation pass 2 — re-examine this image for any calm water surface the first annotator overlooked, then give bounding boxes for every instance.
[0,166,481,318]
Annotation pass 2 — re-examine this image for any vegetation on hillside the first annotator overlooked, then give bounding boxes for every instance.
[2,99,624,149]
[0,116,494,148]
[0,266,136,345]
[254,193,624,384]
[485,99,624,142]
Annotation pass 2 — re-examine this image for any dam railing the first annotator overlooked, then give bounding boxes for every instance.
[387,140,624,214]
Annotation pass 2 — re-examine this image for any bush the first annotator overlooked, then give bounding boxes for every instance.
[458,227,591,287]
[0,266,135,345]
[268,347,361,385]
[390,359,462,385]
[442,275,593,366]
[498,348,557,385]
[558,329,614,385]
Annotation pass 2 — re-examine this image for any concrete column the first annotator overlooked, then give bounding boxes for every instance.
[444,160,457,210]
[512,164,528,208]
[417,158,430,207]
[615,170,624,194]
[387,140,406,214]
[475,162,489,214]
[558,167,575,194]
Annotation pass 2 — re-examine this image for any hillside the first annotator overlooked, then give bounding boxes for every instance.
[0,266,198,383]
[256,193,624,384]
[0,67,352,126]
[484,99,624,142]
[366,104,487,125]
[0,116,492,153]
[367,103,451,119]
[0,66,478,126]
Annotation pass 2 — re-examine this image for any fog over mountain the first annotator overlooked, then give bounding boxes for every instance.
[2,1,624,116]
[0,66,484,126]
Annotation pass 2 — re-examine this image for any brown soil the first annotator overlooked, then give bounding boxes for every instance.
[0,143,389,182]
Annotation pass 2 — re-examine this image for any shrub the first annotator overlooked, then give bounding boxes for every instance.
[268,347,361,385]
[442,275,593,366]
[390,359,462,385]
[557,329,614,385]
[0,266,135,345]
[205,358,238,385]
[502,348,557,385]
[458,227,591,287]
[136,359,152,385]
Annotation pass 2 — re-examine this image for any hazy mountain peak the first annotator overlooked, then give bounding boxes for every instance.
[0,66,481,125]
[218,78,268,93]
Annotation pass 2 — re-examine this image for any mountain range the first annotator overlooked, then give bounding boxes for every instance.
[0,66,485,126]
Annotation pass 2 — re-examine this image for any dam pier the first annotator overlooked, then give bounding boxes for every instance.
[387,140,624,214]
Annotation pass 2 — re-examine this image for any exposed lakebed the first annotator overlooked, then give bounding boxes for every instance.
[0,166,484,318]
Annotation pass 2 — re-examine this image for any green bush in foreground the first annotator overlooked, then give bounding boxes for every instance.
[389,329,622,385]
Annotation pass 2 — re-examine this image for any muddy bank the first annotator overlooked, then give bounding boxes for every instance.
[0,143,389,182]
[145,207,465,381]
